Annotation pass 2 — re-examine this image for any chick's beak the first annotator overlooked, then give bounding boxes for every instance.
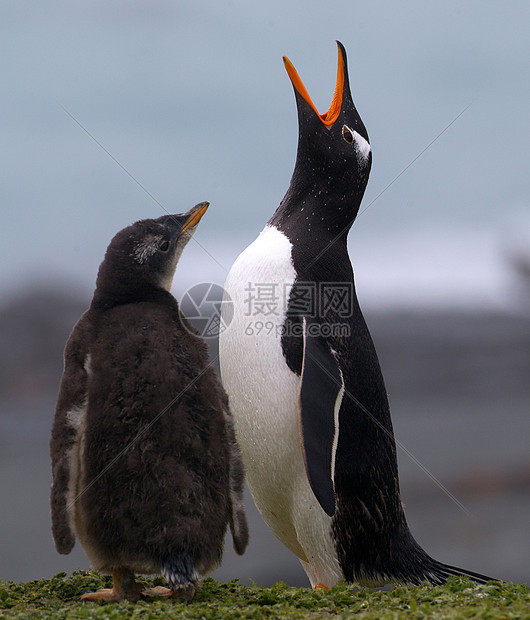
[180,201,209,234]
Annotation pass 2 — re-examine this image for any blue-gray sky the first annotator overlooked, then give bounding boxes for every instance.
[1,2,529,586]
[1,1,529,308]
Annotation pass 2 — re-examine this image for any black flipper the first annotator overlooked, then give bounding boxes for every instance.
[299,316,344,517]
[222,406,249,555]
[50,311,92,554]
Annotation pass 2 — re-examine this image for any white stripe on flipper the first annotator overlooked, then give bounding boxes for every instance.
[330,361,344,488]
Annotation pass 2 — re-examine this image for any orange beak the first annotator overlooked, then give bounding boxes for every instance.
[180,201,209,234]
[283,42,345,127]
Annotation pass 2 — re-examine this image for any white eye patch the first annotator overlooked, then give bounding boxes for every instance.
[131,234,163,264]
[352,129,371,162]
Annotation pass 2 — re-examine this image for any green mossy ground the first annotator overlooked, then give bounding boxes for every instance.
[0,573,527,619]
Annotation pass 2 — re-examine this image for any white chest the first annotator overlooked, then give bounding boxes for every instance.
[219,226,341,586]
[220,226,300,484]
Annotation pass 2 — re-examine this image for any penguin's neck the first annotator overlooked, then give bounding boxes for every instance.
[265,218,353,287]
[269,181,364,245]
[91,279,173,311]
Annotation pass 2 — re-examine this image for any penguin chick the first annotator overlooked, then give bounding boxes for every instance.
[50,202,248,602]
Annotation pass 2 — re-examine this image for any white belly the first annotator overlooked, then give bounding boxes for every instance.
[219,225,341,587]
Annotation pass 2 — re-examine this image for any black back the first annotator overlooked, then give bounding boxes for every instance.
[81,296,232,574]
[267,43,494,584]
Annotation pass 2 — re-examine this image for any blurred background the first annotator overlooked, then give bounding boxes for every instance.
[0,1,528,587]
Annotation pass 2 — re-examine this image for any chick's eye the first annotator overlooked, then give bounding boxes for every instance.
[342,125,354,144]
[159,240,170,253]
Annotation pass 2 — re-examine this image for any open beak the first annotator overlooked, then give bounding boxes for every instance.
[283,41,346,127]
[180,201,209,234]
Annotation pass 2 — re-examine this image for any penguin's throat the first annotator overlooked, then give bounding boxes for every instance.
[270,201,357,244]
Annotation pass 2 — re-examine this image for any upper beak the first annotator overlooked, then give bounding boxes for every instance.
[283,41,346,127]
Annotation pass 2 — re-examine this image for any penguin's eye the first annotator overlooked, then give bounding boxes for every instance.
[342,125,354,144]
[159,240,170,253]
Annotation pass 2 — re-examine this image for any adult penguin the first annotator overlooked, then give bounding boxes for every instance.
[219,42,493,588]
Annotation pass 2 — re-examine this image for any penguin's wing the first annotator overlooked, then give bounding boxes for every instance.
[299,316,344,517]
[222,405,249,555]
[50,311,92,554]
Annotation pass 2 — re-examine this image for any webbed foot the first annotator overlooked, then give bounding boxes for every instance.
[141,585,173,598]
[142,582,198,601]
[80,567,143,602]
[313,583,329,590]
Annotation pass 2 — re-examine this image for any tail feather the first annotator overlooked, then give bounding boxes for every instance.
[423,558,496,585]
[400,542,497,585]
[161,550,199,588]
[393,530,498,586]
[350,535,498,587]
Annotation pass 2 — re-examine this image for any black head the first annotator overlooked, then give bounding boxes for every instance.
[271,42,371,237]
[92,202,209,307]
